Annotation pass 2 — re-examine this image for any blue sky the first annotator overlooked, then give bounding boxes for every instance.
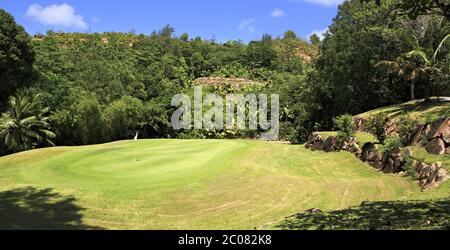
[1,0,344,42]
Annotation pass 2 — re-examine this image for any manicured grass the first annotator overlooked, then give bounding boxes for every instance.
[356,98,450,122]
[408,146,450,170]
[0,139,448,229]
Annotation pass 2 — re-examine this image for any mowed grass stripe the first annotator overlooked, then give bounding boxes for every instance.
[0,139,448,229]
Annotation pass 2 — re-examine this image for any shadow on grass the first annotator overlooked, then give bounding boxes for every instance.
[0,187,102,230]
[277,198,450,230]
[385,100,448,118]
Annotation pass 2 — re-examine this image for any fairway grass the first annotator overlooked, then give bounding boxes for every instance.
[0,139,448,229]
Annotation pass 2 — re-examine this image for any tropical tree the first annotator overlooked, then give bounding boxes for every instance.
[406,34,450,100]
[366,0,450,21]
[0,9,36,106]
[0,94,55,153]
[376,34,450,100]
[376,52,424,100]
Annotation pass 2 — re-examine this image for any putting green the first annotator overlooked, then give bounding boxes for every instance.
[0,139,448,229]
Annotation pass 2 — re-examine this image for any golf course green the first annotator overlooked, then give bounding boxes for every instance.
[0,139,448,229]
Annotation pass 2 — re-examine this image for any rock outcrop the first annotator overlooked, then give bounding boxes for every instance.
[357,115,449,155]
[413,161,449,190]
[425,138,446,155]
[352,116,399,136]
[305,132,323,151]
[427,117,450,140]
[406,117,450,155]
[193,77,264,88]
[407,124,430,146]
[305,132,448,190]
[353,117,367,132]
[385,118,399,137]
[305,133,359,154]
[360,145,407,174]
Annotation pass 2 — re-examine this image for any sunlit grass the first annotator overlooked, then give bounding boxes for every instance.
[356,98,450,122]
[0,139,448,229]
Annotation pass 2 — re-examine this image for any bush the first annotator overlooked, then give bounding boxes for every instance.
[403,157,418,178]
[75,97,104,145]
[366,112,389,144]
[333,114,355,140]
[102,96,145,141]
[289,125,311,144]
[279,121,295,141]
[397,112,418,138]
[380,136,404,153]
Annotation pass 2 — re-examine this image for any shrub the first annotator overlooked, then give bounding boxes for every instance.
[397,113,418,138]
[75,97,104,145]
[418,134,429,146]
[380,136,404,153]
[423,111,441,124]
[290,125,311,144]
[403,157,418,178]
[102,96,145,141]
[366,112,389,144]
[279,121,295,141]
[333,114,355,140]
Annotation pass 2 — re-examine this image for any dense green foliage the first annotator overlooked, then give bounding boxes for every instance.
[6,26,317,150]
[0,2,449,231]
[366,112,390,143]
[312,0,450,127]
[333,114,355,140]
[366,0,450,21]
[0,0,449,155]
[0,94,55,154]
[0,10,36,106]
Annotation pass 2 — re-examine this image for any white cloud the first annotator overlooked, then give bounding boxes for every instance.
[271,8,285,18]
[26,3,88,30]
[304,0,346,7]
[238,18,256,33]
[308,28,328,40]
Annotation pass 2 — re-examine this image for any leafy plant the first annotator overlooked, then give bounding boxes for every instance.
[0,94,55,153]
[366,113,390,144]
[380,135,404,153]
[397,112,418,138]
[401,156,418,178]
[333,114,355,140]
[376,34,450,101]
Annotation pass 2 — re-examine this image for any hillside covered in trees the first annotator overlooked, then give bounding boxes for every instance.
[1,0,449,156]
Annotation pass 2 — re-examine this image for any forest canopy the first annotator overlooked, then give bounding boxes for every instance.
[0,0,449,155]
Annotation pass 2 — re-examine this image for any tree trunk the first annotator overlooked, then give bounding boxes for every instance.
[410,80,415,100]
[424,81,431,102]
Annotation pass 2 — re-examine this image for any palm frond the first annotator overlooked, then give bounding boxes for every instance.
[407,50,430,65]
[1,93,56,152]
[45,138,56,147]
[19,116,38,126]
[375,60,400,72]
[433,34,450,61]
[38,129,56,139]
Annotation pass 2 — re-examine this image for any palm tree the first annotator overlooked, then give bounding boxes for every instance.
[0,94,56,153]
[376,34,450,101]
[407,34,450,101]
[376,53,422,100]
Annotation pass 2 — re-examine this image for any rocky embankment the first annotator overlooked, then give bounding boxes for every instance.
[192,77,264,88]
[407,117,450,155]
[354,117,450,155]
[305,132,448,190]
